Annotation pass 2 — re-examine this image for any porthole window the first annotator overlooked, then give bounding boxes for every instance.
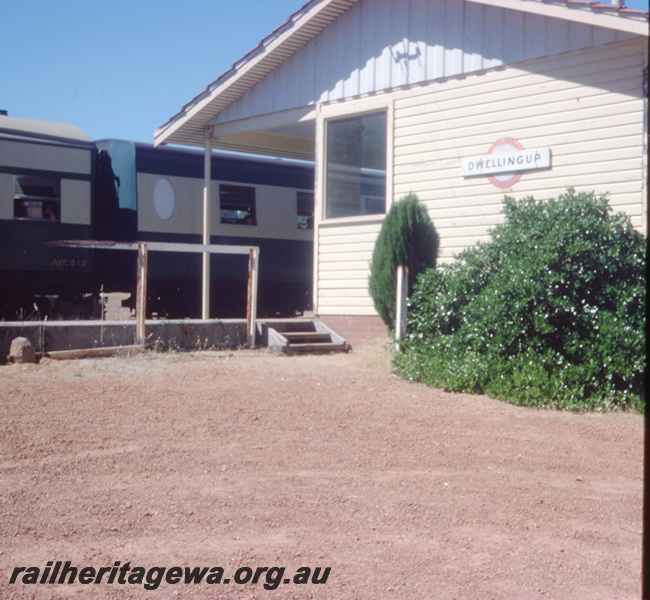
[153,178,175,221]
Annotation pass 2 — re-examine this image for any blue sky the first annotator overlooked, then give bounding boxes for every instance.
[0,0,304,143]
[2,0,648,144]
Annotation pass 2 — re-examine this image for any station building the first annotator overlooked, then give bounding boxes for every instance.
[155,0,648,345]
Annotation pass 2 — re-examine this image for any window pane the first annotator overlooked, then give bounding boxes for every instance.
[220,184,256,225]
[13,175,60,221]
[325,112,386,219]
[297,191,314,229]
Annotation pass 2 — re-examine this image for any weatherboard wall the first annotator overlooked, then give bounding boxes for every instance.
[393,37,647,260]
[315,37,647,317]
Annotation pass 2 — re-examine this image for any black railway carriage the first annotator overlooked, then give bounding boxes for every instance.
[0,115,97,318]
[0,115,315,319]
[94,140,315,318]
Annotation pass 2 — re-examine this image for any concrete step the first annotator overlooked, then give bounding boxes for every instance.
[282,331,333,344]
[283,341,349,354]
[259,319,348,354]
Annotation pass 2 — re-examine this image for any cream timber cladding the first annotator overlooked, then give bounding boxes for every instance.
[393,37,646,260]
[318,219,385,315]
[316,37,647,317]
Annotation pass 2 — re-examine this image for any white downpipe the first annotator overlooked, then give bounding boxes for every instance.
[395,265,408,347]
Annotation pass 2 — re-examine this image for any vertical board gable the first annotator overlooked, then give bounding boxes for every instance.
[215,0,634,125]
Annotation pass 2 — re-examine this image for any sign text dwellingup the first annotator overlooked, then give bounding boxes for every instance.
[462,148,551,177]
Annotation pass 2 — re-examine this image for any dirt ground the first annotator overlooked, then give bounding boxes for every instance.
[0,345,643,600]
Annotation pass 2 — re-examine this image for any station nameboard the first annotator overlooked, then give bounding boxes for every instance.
[461,138,552,189]
[462,147,551,176]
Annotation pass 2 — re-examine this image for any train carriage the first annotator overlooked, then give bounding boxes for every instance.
[0,115,97,318]
[0,115,315,320]
[95,140,315,318]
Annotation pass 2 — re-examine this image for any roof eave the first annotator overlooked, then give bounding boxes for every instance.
[154,0,357,147]
[466,0,649,35]
[154,0,648,149]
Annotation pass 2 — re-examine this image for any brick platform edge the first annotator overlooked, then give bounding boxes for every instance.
[319,315,390,349]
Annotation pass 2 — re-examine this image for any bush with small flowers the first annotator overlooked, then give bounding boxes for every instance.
[395,189,646,412]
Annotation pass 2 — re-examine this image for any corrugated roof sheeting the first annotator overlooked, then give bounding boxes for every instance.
[562,0,648,15]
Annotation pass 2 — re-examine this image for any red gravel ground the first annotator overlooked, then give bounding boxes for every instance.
[0,346,643,599]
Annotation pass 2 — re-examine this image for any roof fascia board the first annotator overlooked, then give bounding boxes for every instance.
[154,0,356,147]
[207,105,317,138]
[465,0,649,35]
[215,130,315,158]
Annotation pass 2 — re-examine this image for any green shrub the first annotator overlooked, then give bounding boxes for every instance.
[368,193,439,332]
[395,189,646,412]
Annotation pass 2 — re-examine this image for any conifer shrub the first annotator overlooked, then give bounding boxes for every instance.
[368,193,439,332]
[395,189,646,412]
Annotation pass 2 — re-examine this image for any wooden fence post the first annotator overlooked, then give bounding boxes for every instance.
[135,243,148,347]
[246,247,259,348]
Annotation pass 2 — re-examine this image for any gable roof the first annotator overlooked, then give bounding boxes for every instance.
[154,0,648,149]
[154,0,356,148]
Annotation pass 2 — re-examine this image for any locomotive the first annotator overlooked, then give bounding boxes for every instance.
[0,114,314,320]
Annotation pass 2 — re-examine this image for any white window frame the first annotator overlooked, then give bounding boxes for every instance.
[316,97,394,227]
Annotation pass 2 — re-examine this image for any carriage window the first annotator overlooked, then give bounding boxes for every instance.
[13,175,60,221]
[325,112,386,219]
[220,184,256,225]
[297,191,314,230]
